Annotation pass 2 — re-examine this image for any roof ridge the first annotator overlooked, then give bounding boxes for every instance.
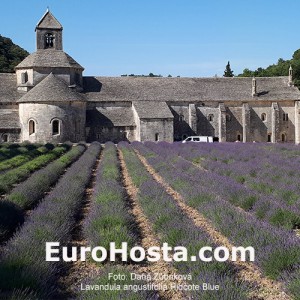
[17,73,86,103]
[87,75,289,80]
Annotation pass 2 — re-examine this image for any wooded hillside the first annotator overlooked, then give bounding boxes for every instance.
[0,35,29,73]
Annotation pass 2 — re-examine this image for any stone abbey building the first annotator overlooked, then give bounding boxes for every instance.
[1,10,300,144]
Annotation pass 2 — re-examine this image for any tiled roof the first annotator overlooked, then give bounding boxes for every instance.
[83,76,300,102]
[0,109,20,129]
[133,101,173,119]
[17,73,86,103]
[1,73,300,105]
[15,50,83,70]
[36,10,62,30]
[86,107,135,127]
[0,74,22,103]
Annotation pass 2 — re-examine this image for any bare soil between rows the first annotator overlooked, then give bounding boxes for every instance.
[118,149,188,300]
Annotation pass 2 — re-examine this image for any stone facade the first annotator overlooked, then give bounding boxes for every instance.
[19,102,86,143]
[1,10,300,144]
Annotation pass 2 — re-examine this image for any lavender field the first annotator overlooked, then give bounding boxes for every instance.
[0,141,299,300]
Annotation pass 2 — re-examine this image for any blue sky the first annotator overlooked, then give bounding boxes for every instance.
[1,0,299,77]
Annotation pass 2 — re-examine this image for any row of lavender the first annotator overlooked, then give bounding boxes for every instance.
[0,144,86,244]
[119,142,250,300]
[0,142,51,166]
[0,144,70,195]
[152,142,300,231]
[80,142,149,300]
[179,142,300,205]
[134,142,300,298]
[83,142,136,253]
[177,142,300,207]
[0,142,101,299]
[6,144,86,209]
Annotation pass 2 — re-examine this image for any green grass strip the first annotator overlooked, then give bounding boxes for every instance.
[0,144,53,172]
[0,145,69,195]
[6,144,86,209]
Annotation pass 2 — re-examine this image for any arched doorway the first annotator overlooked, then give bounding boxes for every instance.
[281,133,287,142]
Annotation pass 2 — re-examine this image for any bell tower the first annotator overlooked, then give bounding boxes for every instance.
[15,9,84,92]
[35,9,63,50]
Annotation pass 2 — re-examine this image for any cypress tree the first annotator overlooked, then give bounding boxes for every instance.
[224,61,234,77]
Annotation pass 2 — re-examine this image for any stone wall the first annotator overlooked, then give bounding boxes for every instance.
[225,105,243,142]
[0,129,20,143]
[86,102,136,143]
[9,99,300,144]
[169,104,193,140]
[279,103,295,143]
[132,105,140,141]
[197,104,220,137]
[19,102,86,143]
[140,119,173,142]
[86,126,135,143]
[33,68,82,87]
[250,105,272,142]
[166,101,300,143]
[295,101,300,144]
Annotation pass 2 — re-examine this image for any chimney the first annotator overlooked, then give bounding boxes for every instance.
[288,65,293,86]
[252,77,257,97]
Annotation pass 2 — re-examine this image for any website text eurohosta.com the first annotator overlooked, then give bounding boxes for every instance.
[46,242,255,262]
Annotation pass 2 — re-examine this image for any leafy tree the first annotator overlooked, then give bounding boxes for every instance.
[223,61,234,77]
[293,49,300,60]
[238,49,300,88]
[0,35,29,73]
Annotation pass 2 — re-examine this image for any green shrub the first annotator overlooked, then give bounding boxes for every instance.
[263,248,299,279]
[269,209,300,229]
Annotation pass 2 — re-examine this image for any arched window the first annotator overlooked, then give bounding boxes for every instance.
[45,33,55,48]
[2,134,8,142]
[155,133,159,141]
[261,113,266,121]
[267,134,271,142]
[281,133,287,142]
[52,120,60,135]
[179,114,184,122]
[208,114,214,122]
[226,114,231,121]
[237,134,241,142]
[29,120,35,135]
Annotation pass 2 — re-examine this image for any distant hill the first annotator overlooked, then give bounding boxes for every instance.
[0,35,29,73]
[238,49,300,87]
